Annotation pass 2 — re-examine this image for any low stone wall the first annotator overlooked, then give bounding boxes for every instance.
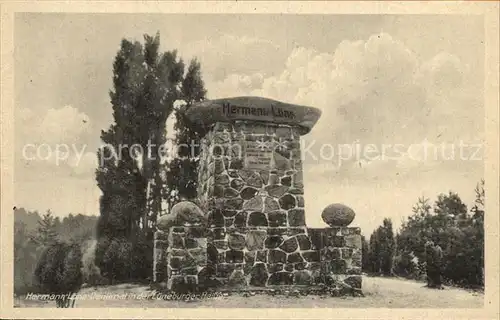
[206,226,317,287]
[153,224,362,294]
[314,227,363,293]
[153,230,169,284]
[154,225,208,292]
[206,226,361,291]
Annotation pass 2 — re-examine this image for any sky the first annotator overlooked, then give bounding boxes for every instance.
[14,13,485,234]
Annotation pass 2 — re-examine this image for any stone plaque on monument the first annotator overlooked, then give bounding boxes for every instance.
[244,140,275,169]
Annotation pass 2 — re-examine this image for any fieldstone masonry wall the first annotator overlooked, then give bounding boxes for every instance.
[154,225,362,292]
[154,225,208,292]
[314,227,363,293]
[196,121,305,227]
[198,121,305,228]
[153,97,362,295]
[206,226,318,287]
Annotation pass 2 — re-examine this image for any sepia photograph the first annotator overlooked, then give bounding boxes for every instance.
[1,1,499,319]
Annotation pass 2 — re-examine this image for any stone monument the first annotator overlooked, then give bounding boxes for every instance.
[154,96,362,295]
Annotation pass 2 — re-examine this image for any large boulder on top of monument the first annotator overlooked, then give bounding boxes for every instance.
[321,203,355,227]
[183,96,322,135]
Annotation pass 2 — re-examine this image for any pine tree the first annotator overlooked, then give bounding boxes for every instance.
[471,179,485,222]
[96,33,185,234]
[96,38,147,242]
[380,218,395,275]
[368,218,395,275]
[395,188,484,287]
[165,58,206,208]
[142,36,185,234]
[412,196,431,217]
[368,230,381,274]
[469,179,485,286]
[434,192,468,218]
[31,210,58,247]
[361,235,370,272]
[95,32,205,281]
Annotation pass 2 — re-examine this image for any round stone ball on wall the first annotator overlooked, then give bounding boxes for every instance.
[321,203,355,227]
[156,201,206,231]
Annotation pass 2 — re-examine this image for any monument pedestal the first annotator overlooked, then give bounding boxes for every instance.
[197,118,311,287]
[153,97,363,295]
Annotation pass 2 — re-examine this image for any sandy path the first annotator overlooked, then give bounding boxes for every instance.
[15,276,483,308]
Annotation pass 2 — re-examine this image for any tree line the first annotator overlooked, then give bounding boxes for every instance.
[14,208,99,295]
[361,179,485,288]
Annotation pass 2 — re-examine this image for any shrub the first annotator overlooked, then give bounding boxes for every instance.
[393,251,418,278]
[33,241,83,307]
[129,235,153,281]
[61,242,83,293]
[101,237,133,283]
[81,240,107,286]
[34,242,69,294]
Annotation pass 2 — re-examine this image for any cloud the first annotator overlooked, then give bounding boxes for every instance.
[18,105,91,145]
[67,151,98,175]
[417,52,465,93]
[15,105,93,177]
[213,32,482,149]
[18,108,34,122]
[207,73,265,99]
[208,32,483,188]
[38,106,91,143]
[184,33,287,85]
